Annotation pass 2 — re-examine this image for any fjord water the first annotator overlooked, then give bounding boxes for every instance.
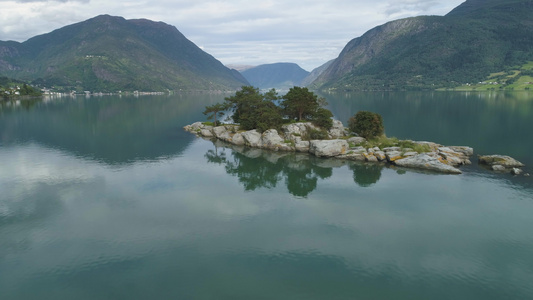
[1,92,532,299]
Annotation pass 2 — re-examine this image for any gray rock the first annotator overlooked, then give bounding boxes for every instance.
[383,147,402,153]
[512,168,524,175]
[187,122,204,131]
[364,153,379,162]
[448,146,474,157]
[328,120,346,139]
[479,155,525,168]
[351,146,367,153]
[200,129,214,137]
[374,151,387,161]
[262,129,284,150]
[309,140,349,157]
[386,151,403,162]
[212,126,228,139]
[395,154,462,174]
[338,153,366,161]
[403,151,419,157]
[241,130,263,148]
[347,137,366,146]
[232,133,245,145]
[492,165,507,172]
[294,140,310,152]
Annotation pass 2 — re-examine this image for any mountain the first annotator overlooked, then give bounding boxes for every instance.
[240,63,310,89]
[301,59,334,87]
[0,15,249,92]
[310,0,533,91]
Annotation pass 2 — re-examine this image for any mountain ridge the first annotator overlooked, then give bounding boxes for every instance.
[0,15,249,92]
[310,0,533,90]
[240,63,309,90]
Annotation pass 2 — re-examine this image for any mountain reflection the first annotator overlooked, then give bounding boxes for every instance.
[0,94,224,165]
[204,141,383,196]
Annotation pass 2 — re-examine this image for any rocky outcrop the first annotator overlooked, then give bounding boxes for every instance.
[478,155,526,174]
[184,121,524,176]
[395,154,463,174]
[309,140,349,157]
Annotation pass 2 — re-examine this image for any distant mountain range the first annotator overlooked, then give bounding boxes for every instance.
[240,63,310,90]
[309,0,533,90]
[0,15,248,92]
[2,0,532,92]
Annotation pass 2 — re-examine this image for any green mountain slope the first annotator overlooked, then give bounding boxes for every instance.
[240,63,310,90]
[0,15,248,92]
[311,0,533,91]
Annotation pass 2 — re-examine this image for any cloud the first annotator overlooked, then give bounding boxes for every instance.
[0,0,465,70]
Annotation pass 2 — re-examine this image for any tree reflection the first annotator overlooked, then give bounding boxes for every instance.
[204,142,383,197]
[350,163,383,187]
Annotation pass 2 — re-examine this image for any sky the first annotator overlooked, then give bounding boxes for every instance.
[0,0,465,71]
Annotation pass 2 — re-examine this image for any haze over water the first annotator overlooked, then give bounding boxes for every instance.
[1,91,532,299]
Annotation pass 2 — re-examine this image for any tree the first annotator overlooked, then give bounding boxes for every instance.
[348,111,385,139]
[224,86,263,125]
[281,87,320,121]
[311,107,334,130]
[222,86,282,131]
[203,102,228,125]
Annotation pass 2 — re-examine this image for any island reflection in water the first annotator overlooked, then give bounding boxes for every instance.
[204,140,385,196]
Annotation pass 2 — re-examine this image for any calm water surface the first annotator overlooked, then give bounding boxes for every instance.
[1,92,532,299]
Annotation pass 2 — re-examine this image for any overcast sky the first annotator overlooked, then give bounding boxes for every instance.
[1,0,465,71]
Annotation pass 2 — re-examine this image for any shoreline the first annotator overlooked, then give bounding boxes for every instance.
[184,120,527,176]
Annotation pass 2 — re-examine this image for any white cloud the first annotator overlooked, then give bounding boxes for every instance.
[0,0,465,70]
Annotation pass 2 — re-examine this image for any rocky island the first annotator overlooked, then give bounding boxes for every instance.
[184,120,480,175]
[188,86,527,176]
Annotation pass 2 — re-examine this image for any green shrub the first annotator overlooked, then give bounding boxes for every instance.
[308,128,329,140]
[348,111,384,139]
[311,108,334,130]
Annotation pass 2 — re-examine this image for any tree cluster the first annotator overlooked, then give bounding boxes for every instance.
[204,86,334,132]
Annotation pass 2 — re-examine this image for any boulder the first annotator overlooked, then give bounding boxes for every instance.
[339,152,366,161]
[232,133,245,146]
[328,120,346,139]
[347,137,366,146]
[383,147,402,153]
[212,126,228,139]
[478,155,525,168]
[374,151,387,161]
[351,146,367,154]
[186,122,204,132]
[262,129,285,150]
[200,129,214,137]
[512,168,524,175]
[309,140,349,157]
[395,154,462,174]
[294,139,310,152]
[363,153,379,162]
[386,151,403,162]
[241,130,263,148]
[448,146,474,157]
[492,165,507,172]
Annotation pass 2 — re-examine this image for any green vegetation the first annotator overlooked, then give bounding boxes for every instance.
[0,15,248,92]
[203,103,228,126]
[451,62,533,91]
[1,77,41,98]
[358,136,431,154]
[209,86,334,133]
[311,0,533,91]
[348,111,384,139]
[281,87,333,130]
